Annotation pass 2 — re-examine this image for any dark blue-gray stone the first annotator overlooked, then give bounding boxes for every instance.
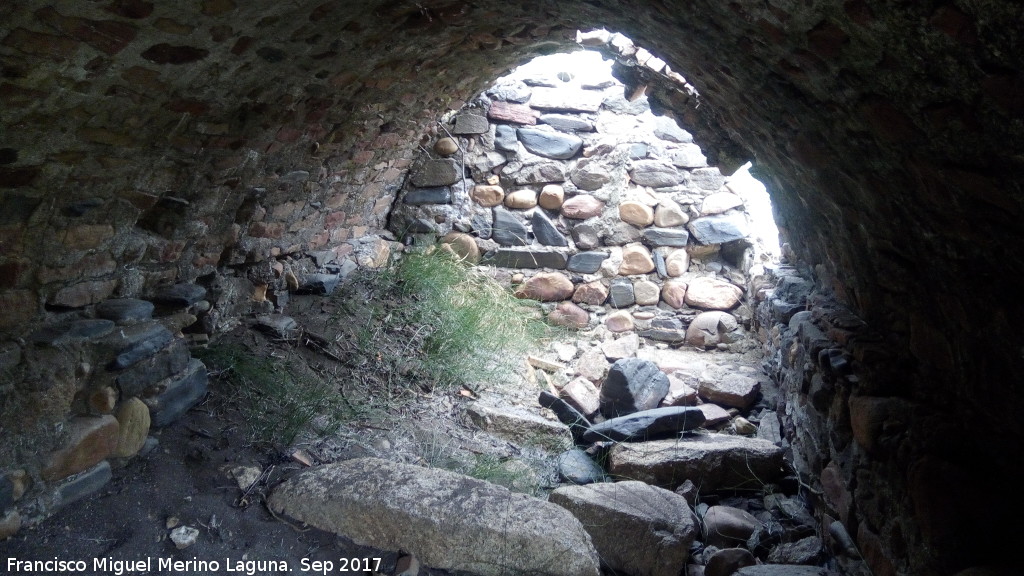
[639,328,687,344]
[654,250,668,278]
[531,210,568,247]
[492,207,529,246]
[54,461,111,509]
[153,284,207,307]
[96,299,154,324]
[410,158,460,187]
[599,358,671,418]
[147,359,208,427]
[116,338,190,398]
[516,128,583,160]
[404,186,452,205]
[494,125,519,152]
[108,322,174,370]
[582,406,706,442]
[688,214,750,245]
[30,319,115,346]
[538,391,590,443]
[641,227,690,247]
[298,273,341,295]
[557,449,606,485]
[472,211,493,239]
[608,278,635,308]
[539,114,595,132]
[653,116,694,143]
[566,251,609,274]
[480,250,567,269]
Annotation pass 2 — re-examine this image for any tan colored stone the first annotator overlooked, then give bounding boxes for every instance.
[700,192,744,216]
[505,189,538,209]
[539,184,565,210]
[633,280,660,305]
[576,346,610,382]
[549,301,589,329]
[661,280,688,308]
[601,333,640,360]
[440,232,481,263]
[50,279,118,308]
[605,311,634,333]
[572,281,608,306]
[472,184,505,207]
[561,377,601,417]
[654,202,689,227]
[62,224,114,250]
[515,272,574,302]
[42,415,119,482]
[434,137,459,156]
[8,470,28,501]
[684,277,743,310]
[618,201,655,227]
[561,195,605,219]
[112,397,151,458]
[665,249,690,276]
[662,375,698,406]
[619,244,655,275]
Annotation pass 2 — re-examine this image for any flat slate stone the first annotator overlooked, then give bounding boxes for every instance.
[557,449,606,485]
[96,299,154,324]
[108,322,175,370]
[608,434,786,490]
[688,214,750,244]
[539,114,596,132]
[735,567,839,576]
[654,250,668,277]
[583,407,706,443]
[494,125,519,151]
[298,273,342,295]
[653,116,693,143]
[639,328,688,344]
[567,251,609,274]
[531,210,568,247]
[609,278,635,308]
[54,461,111,510]
[145,359,208,427]
[153,284,206,307]
[491,207,529,246]
[116,338,190,398]
[517,128,583,160]
[642,228,690,247]
[30,319,115,346]
[630,160,683,188]
[404,186,452,205]
[410,158,461,187]
[482,250,568,269]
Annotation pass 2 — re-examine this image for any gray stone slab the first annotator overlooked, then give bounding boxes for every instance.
[452,114,489,135]
[492,207,529,246]
[153,284,207,307]
[531,210,568,247]
[557,449,606,485]
[600,358,671,418]
[583,407,706,443]
[146,359,208,427]
[410,158,461,187]
[96,299,154,324]
[30,319,115,346]
[116,338,190,398]
[404,186,452,205]
[642,227,690,247]
[567,251,609,274]
[688,214,750,245]
[108,322,175,370]
[609,278,635,308]
[539,114,596,132]
[481,250,567,269]
[54,461,111,509]
[516,128,583,160]
[494,125,519,152]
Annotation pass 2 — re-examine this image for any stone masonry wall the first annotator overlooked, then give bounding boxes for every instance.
[2,1,1024,573]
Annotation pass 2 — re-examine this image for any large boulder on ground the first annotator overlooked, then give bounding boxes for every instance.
[600,358,670,418]
[702,505,762,548]
[685,311,741,347]
[550,481,697,576]
[268,459,601,576]
[607,434,786,490]
[466,403,572,451]
[699,373,761,410]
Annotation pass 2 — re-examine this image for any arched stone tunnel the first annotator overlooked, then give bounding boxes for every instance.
[1,1,1022,574]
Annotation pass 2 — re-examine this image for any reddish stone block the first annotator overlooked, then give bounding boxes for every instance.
[488,101,538,124]
[141,43,209,65]
[41,415,119,482]
[352,150,374,165]
[2,28,80,59]
[249,222,284,239]
[324,210,347,228]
